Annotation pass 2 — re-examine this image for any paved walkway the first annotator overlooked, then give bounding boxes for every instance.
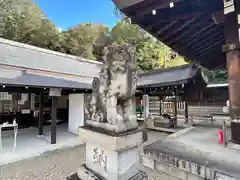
[0,125,83,166]
[0,130,177,180]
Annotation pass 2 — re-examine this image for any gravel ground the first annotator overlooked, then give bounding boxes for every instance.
[0,145,85,180]
[0,130,176,180]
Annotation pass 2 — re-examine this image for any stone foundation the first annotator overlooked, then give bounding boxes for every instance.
[142,139,240,180]
[73,127,145,180]
[85,120,138,134]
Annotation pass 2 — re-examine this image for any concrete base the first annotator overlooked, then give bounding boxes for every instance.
[146,118,187,133]
[77,127,145,180]
[86,120,138,134]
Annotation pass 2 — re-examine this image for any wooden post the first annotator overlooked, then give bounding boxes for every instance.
[173,89,178,127]
[142,89,148,142]
[223,0,240,120]
[184,87,189,124]
[184,100,189,124]
[159,96,162,116]
[38,91,44,136]
[51,96,57,144]
[140,94,143,118]
[12,93,18,112]
[28,93,31,109]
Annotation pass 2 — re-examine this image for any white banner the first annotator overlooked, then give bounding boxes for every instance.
[49,88,61,97]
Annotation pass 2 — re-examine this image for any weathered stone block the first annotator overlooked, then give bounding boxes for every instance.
[78,127,142,151]
[78,127,143,180]
[141,156,155,170]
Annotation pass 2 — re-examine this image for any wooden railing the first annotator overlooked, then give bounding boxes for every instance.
[137,96,229,124]
[148,97,228,121]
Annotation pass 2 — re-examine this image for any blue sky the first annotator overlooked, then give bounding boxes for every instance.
[35,0,119,30]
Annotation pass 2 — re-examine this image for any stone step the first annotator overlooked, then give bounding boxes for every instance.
[141,140,240,180]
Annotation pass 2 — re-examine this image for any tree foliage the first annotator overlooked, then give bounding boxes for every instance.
[108,20,187,71]
[0,0,64,51]
[207,70,228,83]
[63,23,109,59]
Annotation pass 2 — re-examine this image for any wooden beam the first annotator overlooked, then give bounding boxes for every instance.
[169,24,216,50]
[176,25,221,47]
[174,26,222,51]
[160,16,200,41]
[0,87,43,93]
[134,11,203,25]
[193,40,224,57]
[163,20,216,58]
[132,0,222,24]
[190,34,224,53]
[113,0,145,10]
[167,17,215,46]
[212,10,225,24]
[155,20,178,35]
[197,48,223,60]
[188,33,223,52]
[146,12,201,29]
[133,0,184,16]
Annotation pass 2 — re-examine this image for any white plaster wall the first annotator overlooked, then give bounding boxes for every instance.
[68,94,84,134]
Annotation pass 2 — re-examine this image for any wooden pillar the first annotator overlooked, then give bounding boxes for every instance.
[12,93,18,112]
[173,90,178,127]
[51,96,57,144]
[223,0,240,119]
[28,93,31,109]
[184,87,189,123]
[184,100,189,123]
[38,91,44,136]
[174,96,177,117]
[142,89,149,142]
[140,94,143,118]
[159,96,162,116]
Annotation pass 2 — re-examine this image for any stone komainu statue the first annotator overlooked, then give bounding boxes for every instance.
[87,35,138,126]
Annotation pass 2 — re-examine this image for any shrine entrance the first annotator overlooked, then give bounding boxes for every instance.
[137,63,207,133]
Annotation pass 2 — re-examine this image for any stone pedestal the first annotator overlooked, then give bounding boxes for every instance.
[73,127,146,180]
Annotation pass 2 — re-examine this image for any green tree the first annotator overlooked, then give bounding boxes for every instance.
[63,23,109,59]
[0,0,64,52]
[109,20,187,72]
[0,0,33,37]
[109,20,161,71]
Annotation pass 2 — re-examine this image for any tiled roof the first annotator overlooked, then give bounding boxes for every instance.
[0,38,101,77]
[0,70,91,89]
[137,64,205,88]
